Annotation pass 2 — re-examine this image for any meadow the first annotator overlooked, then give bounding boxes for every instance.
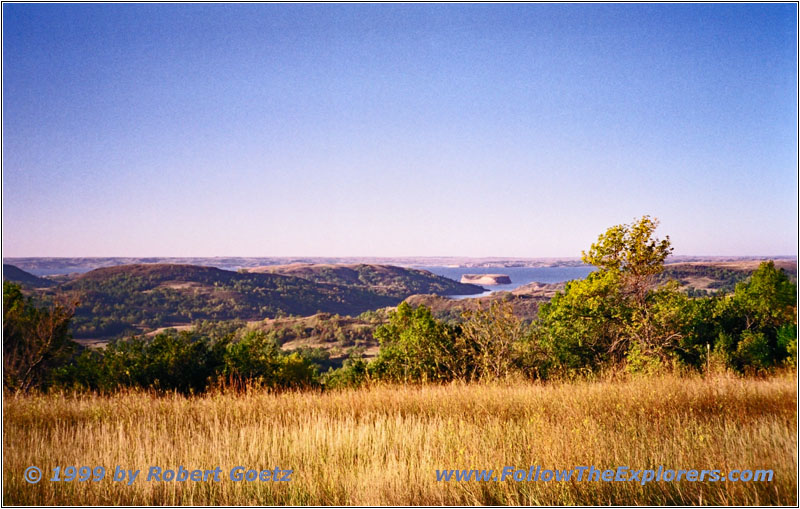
[3,372,796,505]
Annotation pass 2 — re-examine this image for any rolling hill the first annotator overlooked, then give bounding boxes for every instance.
[56,263,481,339]
[3,264,55,288]
[661,259,797,294]
[246,263,484,297]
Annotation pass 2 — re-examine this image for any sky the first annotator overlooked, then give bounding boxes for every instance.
[2,3,797,258]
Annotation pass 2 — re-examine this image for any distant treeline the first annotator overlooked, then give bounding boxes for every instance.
[3,217,797,393]
[21,263,477,339]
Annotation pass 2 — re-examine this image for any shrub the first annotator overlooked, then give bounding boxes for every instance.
[3,282,76,392]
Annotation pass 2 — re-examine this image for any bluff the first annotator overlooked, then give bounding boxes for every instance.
[460,274,511,285]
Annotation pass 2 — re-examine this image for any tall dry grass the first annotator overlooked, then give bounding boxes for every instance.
[3,372,796,505]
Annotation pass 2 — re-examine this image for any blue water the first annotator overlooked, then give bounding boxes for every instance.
[416,265,595,298]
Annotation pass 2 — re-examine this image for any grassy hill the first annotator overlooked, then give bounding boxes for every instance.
[248,311,390,368]
[2,264,55,288]
[55,263,479,340]
[662,259,796,294]
[246,263,484,297]
[16,258,794,343]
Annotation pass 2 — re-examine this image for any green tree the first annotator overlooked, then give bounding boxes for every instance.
[713,261,797,371]
[731,261,796,331]
[370,302,457,382]
[536,216,678,374]
[582,215,673,308]
[221,330,318,389]
[3,282,77,392]
[535,269,628,375]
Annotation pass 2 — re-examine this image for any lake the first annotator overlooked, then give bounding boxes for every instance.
[415,265,596,298]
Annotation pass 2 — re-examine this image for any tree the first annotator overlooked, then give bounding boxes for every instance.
[731,261,796,331]
[458,300,526,380]
[370,302,457,382]
[536,216,679,373]
[535,269,629,373]
[3,282,77,392]
[582,215,672,308]
[713,261,797,372]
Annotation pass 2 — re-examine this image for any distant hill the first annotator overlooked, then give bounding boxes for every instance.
[661,259,797,294]
[246,263,484,298]
[1,256,590,275]
[404,292,545,323]
[56,263,480,340]
[3,264,55,288]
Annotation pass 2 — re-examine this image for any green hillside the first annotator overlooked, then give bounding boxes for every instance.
[247,263,484,297]
[58,263,480,339]
[3,264,54,288]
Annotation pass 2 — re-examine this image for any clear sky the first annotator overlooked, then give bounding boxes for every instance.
[2,3,797,257]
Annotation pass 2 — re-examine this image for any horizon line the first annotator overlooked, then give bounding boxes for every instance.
[3,254,797,260]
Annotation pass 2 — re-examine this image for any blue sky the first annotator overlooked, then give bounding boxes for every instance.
[2,3,797,257]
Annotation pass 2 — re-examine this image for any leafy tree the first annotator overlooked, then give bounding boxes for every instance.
[221,330,281,385]
[536,216,678,373]
[731,261,796,331]
[535,269,628,375]
[777,324,797,367]
[582,215,672,308]
[143,331,219,393]
[221,330,318,390]
[370,302,458,382]
[3,282,77,392]
[712,261,797,372]
[323,349,370,389]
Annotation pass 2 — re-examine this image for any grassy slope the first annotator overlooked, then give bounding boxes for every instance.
[251,312,388,365]
[3,373,795,505]
[58,264,477,339]
[2,264,54,288]
[662,260,797,292]
[247,263,484,297]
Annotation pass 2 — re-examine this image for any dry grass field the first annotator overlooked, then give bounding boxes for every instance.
[3,373,796,505]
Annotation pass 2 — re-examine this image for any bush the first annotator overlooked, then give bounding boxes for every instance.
[323,350,370,389]
[370,302,459,383]
[54,328,320,394]
[777,324,797,367]
[3,282,76,392]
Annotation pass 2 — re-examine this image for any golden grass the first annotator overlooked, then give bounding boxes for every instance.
[3,373,796,505]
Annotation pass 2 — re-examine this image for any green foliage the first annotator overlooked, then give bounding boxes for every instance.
[369,301,533,383]
[220,330,318,389]
[55,331,224,393]
[669,295,717,369]
[3,282,76,392]
[457,301,527,380]
[628,282,688,364]
[731,261,796,331]
[537,217,675,374]
[54,328,320,394]
[733,331,771,373]
[534,269,629,375]
[370,302,459,383]
[531,217,798,377]
[625,340,664,375]
[710,261,798,372]
[221,330,281,383]
[322,350,370,389]
[777,324,797,367]
[582,215,673,306]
